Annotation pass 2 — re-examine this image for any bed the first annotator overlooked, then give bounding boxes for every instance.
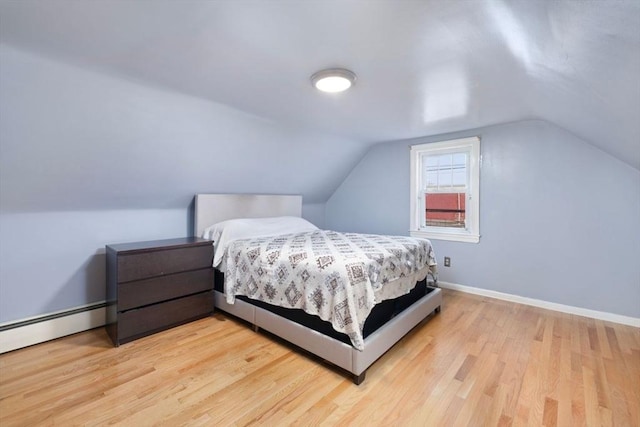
[194,193,442,384]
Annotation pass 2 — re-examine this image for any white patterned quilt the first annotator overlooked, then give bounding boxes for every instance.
[224,230,436,350]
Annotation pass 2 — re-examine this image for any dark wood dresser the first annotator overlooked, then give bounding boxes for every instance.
[106,237,214,346]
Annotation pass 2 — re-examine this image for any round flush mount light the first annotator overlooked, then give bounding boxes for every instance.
[311,68,357,93]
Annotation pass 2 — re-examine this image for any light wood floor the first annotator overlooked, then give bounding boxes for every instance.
[1,289,638,426]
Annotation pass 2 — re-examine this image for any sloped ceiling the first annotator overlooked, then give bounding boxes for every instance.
[1,0,639,171]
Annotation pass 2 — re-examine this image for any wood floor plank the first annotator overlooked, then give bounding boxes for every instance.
[1,289,638,426]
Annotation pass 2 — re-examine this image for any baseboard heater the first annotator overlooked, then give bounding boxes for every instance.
[0,302,107,354]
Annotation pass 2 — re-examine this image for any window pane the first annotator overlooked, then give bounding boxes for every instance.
[438,171,453,188]
[452,170,466,187]
[452,152,466,166]
[424,155,438,167]
[425,192,466,228]
[425,171,438,188]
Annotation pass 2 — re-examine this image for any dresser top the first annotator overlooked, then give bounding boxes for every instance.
[106,237,213,254]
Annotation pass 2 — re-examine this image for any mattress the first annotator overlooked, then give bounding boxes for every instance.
[215,228,436,349]
[214,269,434,345]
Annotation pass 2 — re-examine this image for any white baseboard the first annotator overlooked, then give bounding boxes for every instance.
[0,303,107,354]
[438,281,640,328]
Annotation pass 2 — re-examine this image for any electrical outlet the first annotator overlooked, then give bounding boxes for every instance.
[444,256,451,267]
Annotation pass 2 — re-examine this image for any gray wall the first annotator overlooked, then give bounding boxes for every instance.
[0,45,359,323]
[326,120,640,318]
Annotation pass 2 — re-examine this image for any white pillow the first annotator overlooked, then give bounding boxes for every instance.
[202,216,319,268]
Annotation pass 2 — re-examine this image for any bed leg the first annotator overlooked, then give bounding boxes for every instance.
[435,305,441,314]
[353,371,366,385]
[253,324,259,333]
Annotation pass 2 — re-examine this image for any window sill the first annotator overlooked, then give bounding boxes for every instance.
[410,229,480,243]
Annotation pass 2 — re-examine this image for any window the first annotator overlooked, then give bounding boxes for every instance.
[410,136,480,243]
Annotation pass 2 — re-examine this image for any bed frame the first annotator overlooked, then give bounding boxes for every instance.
[194,193,442,384]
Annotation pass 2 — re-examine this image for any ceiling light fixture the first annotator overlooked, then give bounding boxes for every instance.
[311,68,356,93]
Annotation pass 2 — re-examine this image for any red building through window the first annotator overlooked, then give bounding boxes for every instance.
[425,193,466,228]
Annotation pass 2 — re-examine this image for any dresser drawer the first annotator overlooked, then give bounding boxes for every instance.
[117,245,213,283]
[118,291,213,342]
[118,268,214,311]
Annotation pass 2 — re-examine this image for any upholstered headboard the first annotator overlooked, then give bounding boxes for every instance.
[194,194,303,237]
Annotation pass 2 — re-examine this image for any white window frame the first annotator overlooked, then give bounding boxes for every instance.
[410,136,480,243]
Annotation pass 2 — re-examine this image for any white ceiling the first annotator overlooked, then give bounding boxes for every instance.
[1,0,639,169]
